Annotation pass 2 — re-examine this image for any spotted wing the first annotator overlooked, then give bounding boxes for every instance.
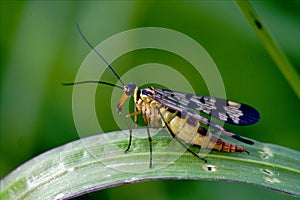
[153,88,260,125]
[146,89,254,145]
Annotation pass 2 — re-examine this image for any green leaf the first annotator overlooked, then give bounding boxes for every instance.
[1,129,299,199]
[235,0,300,99]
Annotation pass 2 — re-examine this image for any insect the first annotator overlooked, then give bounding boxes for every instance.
[65,24,260,168]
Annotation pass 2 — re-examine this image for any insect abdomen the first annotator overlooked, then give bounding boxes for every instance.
[159,107,247,153]
[200,135,247,153]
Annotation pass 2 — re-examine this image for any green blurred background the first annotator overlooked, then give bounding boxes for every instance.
[1,1,299,199]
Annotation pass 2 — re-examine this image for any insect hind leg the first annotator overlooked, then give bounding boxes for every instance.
[156,107,207,163]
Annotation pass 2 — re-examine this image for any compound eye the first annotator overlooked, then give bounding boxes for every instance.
[125,82,136,95]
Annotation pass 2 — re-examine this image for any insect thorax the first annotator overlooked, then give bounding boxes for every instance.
[134,88,212,147]
[134,88,158,125]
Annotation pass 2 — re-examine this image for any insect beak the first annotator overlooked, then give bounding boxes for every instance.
[117,92,130,115]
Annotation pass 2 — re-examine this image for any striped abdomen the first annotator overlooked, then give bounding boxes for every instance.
[156,106,247,153]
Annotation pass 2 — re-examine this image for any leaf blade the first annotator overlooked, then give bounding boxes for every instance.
[1,129,299,199]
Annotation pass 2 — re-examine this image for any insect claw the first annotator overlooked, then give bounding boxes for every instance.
[124,143,131,152]
[116,106,122,115]
[149,162,153,168]
[198,156,207,163]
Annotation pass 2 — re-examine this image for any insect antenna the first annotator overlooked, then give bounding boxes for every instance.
[76,23,125,87]
[62,80,123,90]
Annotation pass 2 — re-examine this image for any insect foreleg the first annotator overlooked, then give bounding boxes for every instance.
[124,110,141,152]
[134,104,138,128]
[124,108,153,168]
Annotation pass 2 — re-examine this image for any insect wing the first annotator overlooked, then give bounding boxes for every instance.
[153,88,260,125]
[148,88,254,145]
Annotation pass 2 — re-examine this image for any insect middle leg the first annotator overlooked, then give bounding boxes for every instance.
[145,122,153,168]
